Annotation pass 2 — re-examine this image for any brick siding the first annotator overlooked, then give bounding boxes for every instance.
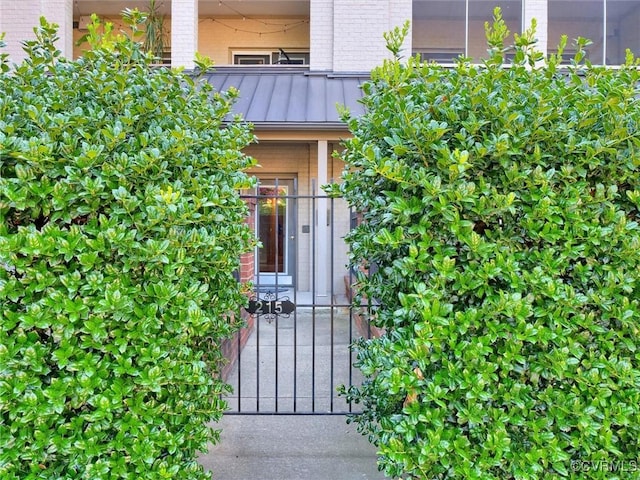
[171,0,198,69]
[524,0,548,54]
[1,0,72,63]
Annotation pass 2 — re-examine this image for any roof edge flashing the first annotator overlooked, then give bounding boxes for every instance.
[249,121,349,131]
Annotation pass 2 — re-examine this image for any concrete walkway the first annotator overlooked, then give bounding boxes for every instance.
[198,296,386,479]
[199,415,385,480]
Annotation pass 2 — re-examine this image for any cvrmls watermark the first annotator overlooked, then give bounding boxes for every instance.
[571,460,639,473]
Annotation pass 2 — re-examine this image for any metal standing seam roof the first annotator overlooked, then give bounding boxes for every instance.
[201,67,369,130]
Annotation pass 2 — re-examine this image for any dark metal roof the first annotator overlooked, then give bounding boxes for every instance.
[201,67,368,130]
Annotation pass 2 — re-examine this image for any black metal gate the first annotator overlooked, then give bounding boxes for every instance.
[224,179,371,415]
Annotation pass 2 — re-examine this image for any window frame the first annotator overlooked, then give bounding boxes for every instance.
[231,50,310,66]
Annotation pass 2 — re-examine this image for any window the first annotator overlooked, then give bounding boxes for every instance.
[549,0,604,64]
[234,54,271,65]
[548,0,639,65]
[548,48,580,65]
[608,1,640,65]
[232,50,310,65]
[412,0,523,63]
[468,0,522,60]
[414,48,465,63]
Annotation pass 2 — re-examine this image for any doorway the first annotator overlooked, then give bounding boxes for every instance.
[229,182,369,415]
[256,179,296,286]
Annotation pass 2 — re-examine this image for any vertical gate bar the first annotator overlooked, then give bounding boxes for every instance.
[293,178,298,412]
[237,310,242,412]
[293,287,298,412]
[313,300,317,412]
[255,182,261,413]
[602,0,607,65]
[274,178,280,413]
[329,194,335,412]
[464,0,469,58]
[348,205,355,413]
[311,179,316,412]
[256,280,260,412]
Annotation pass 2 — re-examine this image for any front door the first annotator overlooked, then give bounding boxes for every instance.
[256,179,295,286]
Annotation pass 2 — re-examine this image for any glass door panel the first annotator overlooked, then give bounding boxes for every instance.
[258,185,287,273]
[256,179,296,286]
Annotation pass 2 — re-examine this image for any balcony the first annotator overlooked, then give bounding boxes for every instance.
[73,0,311,65]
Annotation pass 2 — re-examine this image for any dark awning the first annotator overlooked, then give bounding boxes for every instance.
[201,66,368,131]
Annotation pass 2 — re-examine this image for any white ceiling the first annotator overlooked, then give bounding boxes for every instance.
[74,1,310,18]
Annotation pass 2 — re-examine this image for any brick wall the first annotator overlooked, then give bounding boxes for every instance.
[333,0,389,72]
[309,0,333,70]
[239,198,257,286]
[221,197,256,381]
[171,0,198,69]
[390,0,413,60]
[310,0,412,72]
[524,0,548,54]
[1,0,40,64]
[43,0,73,59]
[334,0,380,71]
[1,0,72,64]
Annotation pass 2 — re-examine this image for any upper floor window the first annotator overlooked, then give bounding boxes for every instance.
[232,50,310,65]
[549,0,640,65]
[412,0,523,63]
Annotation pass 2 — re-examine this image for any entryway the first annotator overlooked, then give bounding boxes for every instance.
[227,181,366,414]
[197,181,385,479]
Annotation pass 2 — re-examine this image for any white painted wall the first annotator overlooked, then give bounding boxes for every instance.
[525,0,548,54]
[0,0,73,64]
[171,0,198,69]
[309,0,333,70]
[309,0,411,72]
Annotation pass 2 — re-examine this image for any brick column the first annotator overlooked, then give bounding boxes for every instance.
[332,0,411,72]
[310,0,334,70]
[524,0,548,55]
[171,0,198,69]
[0,0,73,64]
[42,0,73,59]
[0,0,37,64]
[390,0,412,60]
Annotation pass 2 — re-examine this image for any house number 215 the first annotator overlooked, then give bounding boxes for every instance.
[246,299,296,316]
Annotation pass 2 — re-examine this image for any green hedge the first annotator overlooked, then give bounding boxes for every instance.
[0,15,255,479]
[333,13,640,479]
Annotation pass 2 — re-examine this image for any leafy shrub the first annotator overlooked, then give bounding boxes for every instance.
[0,14,255,480]
[334,12,640,480]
